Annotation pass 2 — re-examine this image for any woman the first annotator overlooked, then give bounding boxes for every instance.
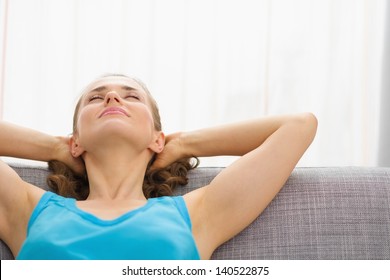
[0,74,317,259]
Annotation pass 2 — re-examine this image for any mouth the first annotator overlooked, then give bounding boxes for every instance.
[99,107,129,118]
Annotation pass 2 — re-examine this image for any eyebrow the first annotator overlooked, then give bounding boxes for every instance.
[90,85,138,93]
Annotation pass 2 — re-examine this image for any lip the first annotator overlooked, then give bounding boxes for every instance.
[99,107,129,118]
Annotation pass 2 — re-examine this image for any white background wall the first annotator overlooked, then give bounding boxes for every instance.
[0,0,387,167]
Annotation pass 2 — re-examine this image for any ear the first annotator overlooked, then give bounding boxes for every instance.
[148,131,165,153]
[69,134,85,158]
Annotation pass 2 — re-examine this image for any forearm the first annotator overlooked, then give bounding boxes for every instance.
[0,121,60,162]
[182,113,316,157]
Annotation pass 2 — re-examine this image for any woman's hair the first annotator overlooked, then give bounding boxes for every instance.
[47,74,198,200]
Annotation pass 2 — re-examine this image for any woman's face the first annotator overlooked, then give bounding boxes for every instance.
[72,76,164,157]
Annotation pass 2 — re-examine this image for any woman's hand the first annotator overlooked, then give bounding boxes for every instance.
[151,132,189,169]
[54,136,85,175]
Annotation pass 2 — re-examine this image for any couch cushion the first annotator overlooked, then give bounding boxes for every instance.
[210,167,390,259]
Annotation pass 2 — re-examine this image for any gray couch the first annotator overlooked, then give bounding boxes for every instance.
[1,163,390,260]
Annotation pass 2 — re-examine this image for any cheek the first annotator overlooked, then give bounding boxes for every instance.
[144,110,156,128]
[135,104,156,128]
[75,107,95,136]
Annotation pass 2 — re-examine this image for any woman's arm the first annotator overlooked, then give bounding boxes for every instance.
[153,114,316,167]
[0,121,56,159]
[0,121,78,165]
[154,113,318,259]
[0,121,82,255]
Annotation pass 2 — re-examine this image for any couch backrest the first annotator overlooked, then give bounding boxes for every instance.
[1,164,390,259]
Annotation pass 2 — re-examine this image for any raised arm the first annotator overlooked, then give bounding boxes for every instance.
[0,121,82,256]
[154,113,318,259]
[1,121,59,160]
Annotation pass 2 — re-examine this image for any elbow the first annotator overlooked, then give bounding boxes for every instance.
[294,112,318,142]
[301,112,318,129]
[304,112,318,140]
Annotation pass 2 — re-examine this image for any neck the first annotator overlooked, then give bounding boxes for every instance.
[83,146,152,202]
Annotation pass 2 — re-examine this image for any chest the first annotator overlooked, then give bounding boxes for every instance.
[17,198,200,259]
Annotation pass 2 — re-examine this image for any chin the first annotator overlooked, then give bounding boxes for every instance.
[100,122,134,136]
[94,121,152,143]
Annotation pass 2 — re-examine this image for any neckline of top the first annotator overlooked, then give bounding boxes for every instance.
[64,197,158,225]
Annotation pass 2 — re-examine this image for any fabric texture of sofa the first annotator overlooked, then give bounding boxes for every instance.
[1,163,389,260]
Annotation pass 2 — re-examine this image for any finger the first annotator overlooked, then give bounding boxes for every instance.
[150,154,172,170]
[150,157,164,170]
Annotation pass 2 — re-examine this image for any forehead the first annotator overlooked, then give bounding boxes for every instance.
[82,76,146,96]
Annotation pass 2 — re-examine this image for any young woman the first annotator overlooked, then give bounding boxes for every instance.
[0,74,317,260]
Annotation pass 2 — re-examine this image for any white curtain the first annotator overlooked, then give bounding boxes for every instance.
[378,0,390,167]
[0,0,7,117]
[0,0,386,167]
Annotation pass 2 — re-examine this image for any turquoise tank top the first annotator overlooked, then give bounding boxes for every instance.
[17,192,200,260]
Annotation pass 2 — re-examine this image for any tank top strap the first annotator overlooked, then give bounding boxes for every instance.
[27,191,62,233]
[171,196,192,230]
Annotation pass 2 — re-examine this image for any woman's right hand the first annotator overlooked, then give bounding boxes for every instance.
[54,136,85,175]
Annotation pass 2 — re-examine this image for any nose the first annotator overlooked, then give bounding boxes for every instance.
[105,91,121,105]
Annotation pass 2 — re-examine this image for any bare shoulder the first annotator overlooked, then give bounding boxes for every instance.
[0,159,45,254]
[183,186,218,259]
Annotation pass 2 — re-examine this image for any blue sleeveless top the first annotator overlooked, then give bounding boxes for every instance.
[17,192,200,260]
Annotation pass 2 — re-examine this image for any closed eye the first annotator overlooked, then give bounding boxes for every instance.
[125,94,140,100]
[88,95,104,102]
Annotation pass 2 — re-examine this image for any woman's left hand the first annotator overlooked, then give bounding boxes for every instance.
[151,132,188,170]
[54,136,86,175]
